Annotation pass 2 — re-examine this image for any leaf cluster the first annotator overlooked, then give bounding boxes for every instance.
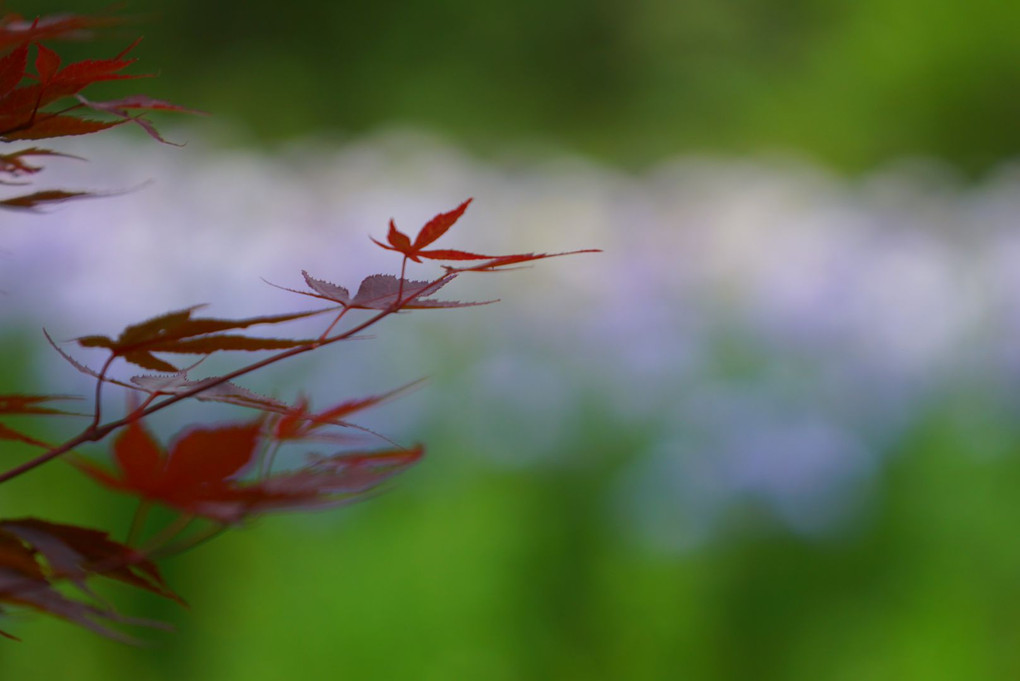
[0,8,595,642]
[0,11,201,210]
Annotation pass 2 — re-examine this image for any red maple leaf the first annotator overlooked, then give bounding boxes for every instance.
[0,517,180,642]
[371,198,501,263]
[0,39,148,139]
[0,394,81,448]
[74,418,424,524]
[74,305,328,372]
[0,146,81,176]
[272,381,423,443]
[73,419,263,521]
[0,12,123,51]
[273,271,494,311]
[255,447,424,510]
[371,199,601,267]
[0,17,201,210]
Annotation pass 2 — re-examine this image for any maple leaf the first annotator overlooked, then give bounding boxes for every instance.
[0,147,82,176]
[0,519,179,603]
[370,200,603,268]
[29,38,149,107]
[43,335,280,413]
[2,114,120,140]
[129,371,288,412]
[0,43,27,97]
[443,249,604,272]
[0,394,80,417]
[0,40,148,137]
[75,305,329,372]
[0,518,179,642]
[74,417,424,523]
[208,445,427,518]
[0,394,81,448]
[253,446,425,512]
[73,418,265,522]
[272,381,424,443]
[0,531,110,640]
[0,188,99,211]
[287,271,493,310]
[371,198,501,263]
[0,36,196,153]
[0,12,123,50]
[0,424,50,448]
[75,93,208,145]
[0,20,198,210]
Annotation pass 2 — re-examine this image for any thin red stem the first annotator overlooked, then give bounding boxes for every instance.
[90,354,116,430]
[397,257,407,301]
[317,307,350,342]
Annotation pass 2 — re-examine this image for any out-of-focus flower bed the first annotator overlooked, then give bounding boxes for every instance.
[3,132,1019,547]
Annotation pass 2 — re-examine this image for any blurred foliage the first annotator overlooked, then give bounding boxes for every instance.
[12,0,1020,175]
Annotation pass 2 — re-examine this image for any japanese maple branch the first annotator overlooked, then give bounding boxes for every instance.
[0,273,447,485]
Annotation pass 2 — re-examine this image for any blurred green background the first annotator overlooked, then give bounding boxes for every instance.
[3,0,1020,678]
[9,0,1020,175]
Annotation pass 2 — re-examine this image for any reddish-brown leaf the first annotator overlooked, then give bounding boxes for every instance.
[296,272,491,310]
[161,422,261,491]
[143,334,318,355]
[181,445,426,519]
[113,419,163,493]
[0,394,80,448]
[119,350,179,373]
[0,188,97,210]
[273,381,423,442]
[75,417,422,523]
[44,328,109,380]
[372,199,474,262]
[385,219,413,253]
[115,306,203,346]
[77,94,207,115]
[299,271,352,304]
[446,249,603,272]
[0,531,44,580]
[0,12,123,50]
[0,518,179,641]
[414,248,500,261]
[75,94,208,145]
[0,518,179,603]
[350,275,455,309]
[33,43,61,84]
[0,43,27,97]
[412,198,473,250]
[25,39,147,112]
[0,147,82,176]
[0,34,189,155]
[76,306,328,371]
[0,82,42,120]
[2,113,120,140]
[0,394,79,416]
[0,573,154,643]
[74,419,264,521]
[371,201,601,271]
[129,372,287,412]
[261,446,425,502]
[0,423,50,448]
